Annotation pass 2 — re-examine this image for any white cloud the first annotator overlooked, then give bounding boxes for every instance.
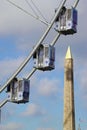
[37,128,56,130]
[79,70,87,95]
[74,59,87,109]
[22,103,45,117]
[15,34,40,52]
[0,0,86,42]
[77,60,87,86]
[38,78,60,97]
[15,37,31,52]
[0,0,38,36]
[0,0,59,36]
[0,122,23,130]
[0,57,24,82]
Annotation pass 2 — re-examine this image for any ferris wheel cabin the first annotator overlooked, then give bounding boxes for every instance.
[55,7,78,35]
[33,44,55,71]
[6,78,30,104]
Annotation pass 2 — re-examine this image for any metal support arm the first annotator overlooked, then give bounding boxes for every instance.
[0,99,8,108]
[73,0,80,8]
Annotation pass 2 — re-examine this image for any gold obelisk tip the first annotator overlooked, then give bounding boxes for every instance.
[65,46,73,59]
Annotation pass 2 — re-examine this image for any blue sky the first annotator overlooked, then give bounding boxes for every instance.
[0,0,87,130]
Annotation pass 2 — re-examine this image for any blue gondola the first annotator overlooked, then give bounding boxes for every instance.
[55,7,78,35]
[7,78,30,104]
[33,44,55,71]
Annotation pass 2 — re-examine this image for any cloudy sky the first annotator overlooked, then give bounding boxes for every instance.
[0,0,87,130]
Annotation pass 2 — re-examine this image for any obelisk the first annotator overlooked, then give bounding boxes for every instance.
[63,46,75,130]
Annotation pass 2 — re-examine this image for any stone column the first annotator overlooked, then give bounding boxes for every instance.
[63,46,75,130]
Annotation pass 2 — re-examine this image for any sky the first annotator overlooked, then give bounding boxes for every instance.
[0,0,87,130]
